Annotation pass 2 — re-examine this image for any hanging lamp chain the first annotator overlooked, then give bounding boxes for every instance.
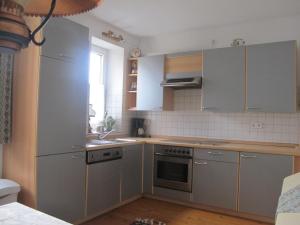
[29,0,57,46]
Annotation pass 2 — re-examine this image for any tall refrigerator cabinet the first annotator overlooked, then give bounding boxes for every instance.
[36,18,89,223]
[3,18,89,223]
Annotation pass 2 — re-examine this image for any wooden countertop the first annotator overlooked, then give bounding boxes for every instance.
[86,137,300,156]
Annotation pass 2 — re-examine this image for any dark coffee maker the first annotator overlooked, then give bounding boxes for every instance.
[131,118,146,137]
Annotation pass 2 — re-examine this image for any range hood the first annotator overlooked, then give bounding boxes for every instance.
[160,72,202,89]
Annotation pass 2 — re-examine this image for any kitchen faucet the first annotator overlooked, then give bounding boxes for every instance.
[98,130,114,140]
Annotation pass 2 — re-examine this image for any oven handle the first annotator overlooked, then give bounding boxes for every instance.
[154,152,192,159]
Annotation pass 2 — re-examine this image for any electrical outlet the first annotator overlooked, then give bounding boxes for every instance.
[251,122,264,129]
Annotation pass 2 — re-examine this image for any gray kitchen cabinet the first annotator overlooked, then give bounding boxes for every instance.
[143,144,154,194]
[87,158,121,217]
[202,47,245,112]
[239,152,293,218]
[37,152,86,223]
[192,150,238,210]
[41,18,89,63]
[137,55,165,111]
[37,56,88,156]
[122,145,143,201]
[247,41,296,112]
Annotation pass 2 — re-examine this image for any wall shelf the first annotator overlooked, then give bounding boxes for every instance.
[127,57,139,110]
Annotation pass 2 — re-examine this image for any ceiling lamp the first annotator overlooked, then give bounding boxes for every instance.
[0,0,101,53]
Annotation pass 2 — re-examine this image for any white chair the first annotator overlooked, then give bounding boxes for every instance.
[0,179,21,205]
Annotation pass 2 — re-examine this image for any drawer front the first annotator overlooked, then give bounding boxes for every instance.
[194,149,238,163]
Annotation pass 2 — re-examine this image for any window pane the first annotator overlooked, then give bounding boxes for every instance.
[89,51,105,129]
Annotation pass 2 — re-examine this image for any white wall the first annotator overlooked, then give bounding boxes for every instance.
[137,15,300,143]
[69,14,141,135]
[140,15,300,55]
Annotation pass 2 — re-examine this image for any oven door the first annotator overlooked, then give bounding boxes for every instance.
[154,154,192,192]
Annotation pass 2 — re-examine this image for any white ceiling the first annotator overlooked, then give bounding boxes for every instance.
[90,0,300,37]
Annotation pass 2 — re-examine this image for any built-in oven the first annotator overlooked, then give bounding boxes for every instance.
[154,145,193,193]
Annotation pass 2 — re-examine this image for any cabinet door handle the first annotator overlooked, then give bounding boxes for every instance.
[208,151,224,156]
[195,162,208,165]
[202,107,217,111]
[247,107,260,111]
[71,153,85,159]
[59,53,74,60]
[240,154,257,159]
[72,145,85,150]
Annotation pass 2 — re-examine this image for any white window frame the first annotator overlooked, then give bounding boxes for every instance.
[88,45,108,130]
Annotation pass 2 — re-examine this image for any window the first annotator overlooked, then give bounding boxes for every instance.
[89,46,106,131]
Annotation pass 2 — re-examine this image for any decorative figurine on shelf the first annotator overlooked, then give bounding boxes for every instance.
[130,82,137,91]
[231,38,246,47]
[88,104,96,133]
[131,60,138,74]
[131,48,142,58]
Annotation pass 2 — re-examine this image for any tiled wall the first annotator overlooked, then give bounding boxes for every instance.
[136,89,300,144]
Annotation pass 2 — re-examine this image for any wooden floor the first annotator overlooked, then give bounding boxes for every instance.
[82,198,270,225]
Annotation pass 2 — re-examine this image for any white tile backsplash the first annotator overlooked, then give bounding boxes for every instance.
[135,90,300,144]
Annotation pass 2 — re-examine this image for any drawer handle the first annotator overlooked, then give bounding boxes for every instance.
[207,151,224,156]
[195,162,208,165]
[241,154,257,159]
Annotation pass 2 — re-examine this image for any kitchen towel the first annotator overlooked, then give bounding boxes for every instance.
[0,54,14,144]
[277,184,300,215]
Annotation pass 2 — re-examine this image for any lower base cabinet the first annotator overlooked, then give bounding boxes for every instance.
[37,152,86,223]
[192,157,238,210]
[239,152,293,218]
[143,144,154,194]
[86,158,121,217]
[122,145,143,201]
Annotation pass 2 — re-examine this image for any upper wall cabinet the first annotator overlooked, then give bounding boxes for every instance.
[137,55,172,111]
[246,41,297,113]
[202,47,245,112]
[165,52,202,74]
[41,18,89,63]
[37,19,89,156]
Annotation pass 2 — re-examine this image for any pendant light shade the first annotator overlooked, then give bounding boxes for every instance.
[0,0,102,53]
[24,0,101,17]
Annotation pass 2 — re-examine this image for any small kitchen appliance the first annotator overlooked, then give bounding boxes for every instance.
[130,118,146,137]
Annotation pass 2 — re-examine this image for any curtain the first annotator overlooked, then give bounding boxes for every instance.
[0,54,14,144]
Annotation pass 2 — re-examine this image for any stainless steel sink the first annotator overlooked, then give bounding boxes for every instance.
[88,139,122,145]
